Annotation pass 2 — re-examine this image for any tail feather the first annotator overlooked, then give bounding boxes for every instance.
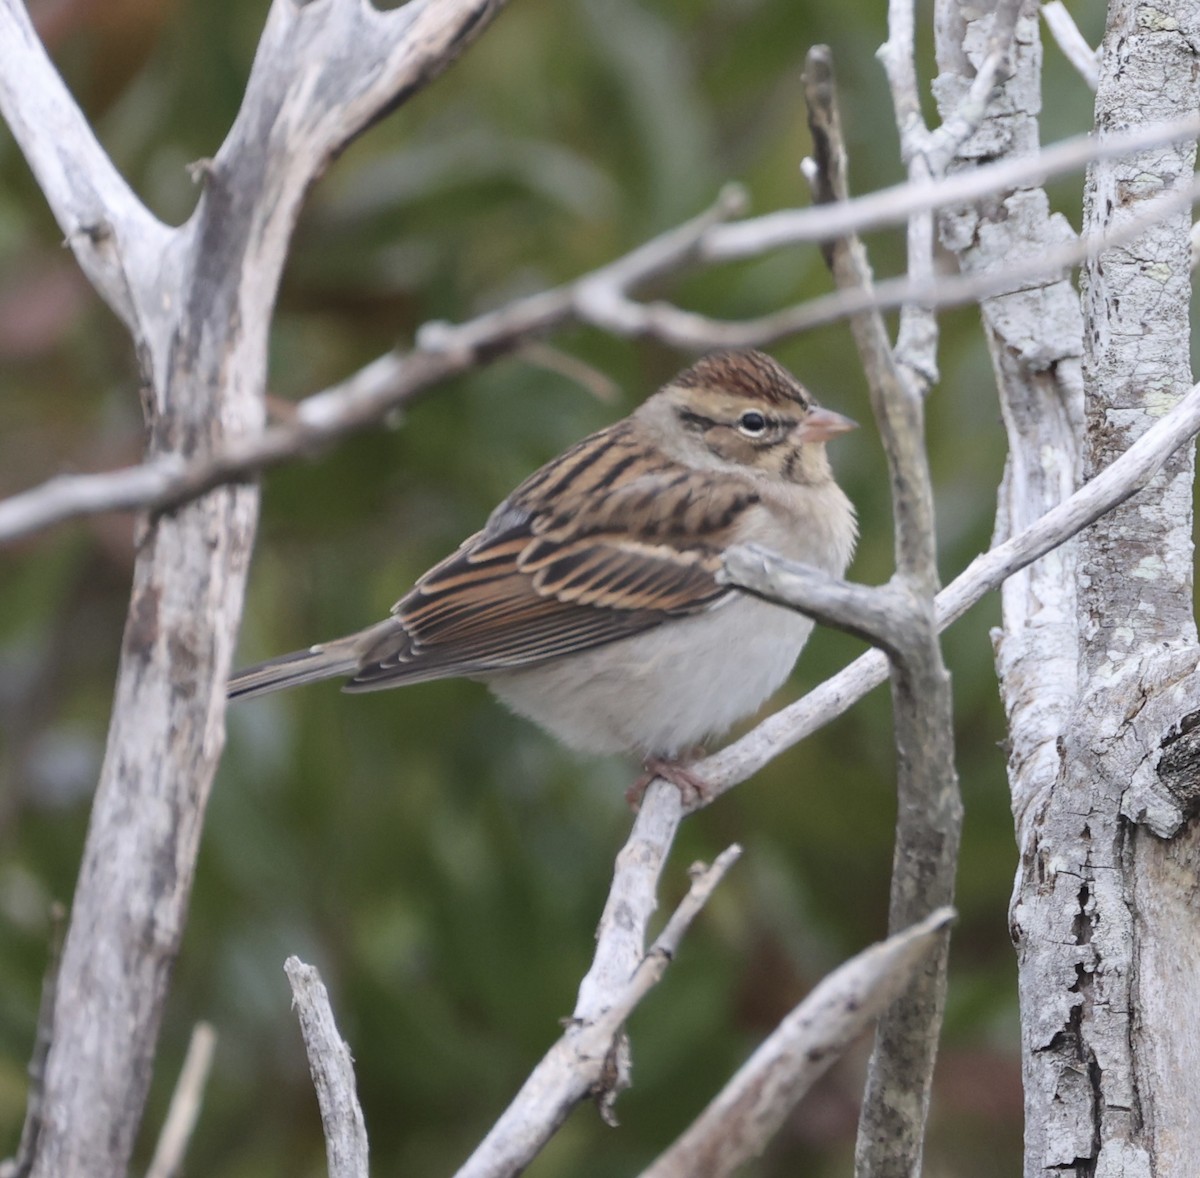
[228,645,361,701]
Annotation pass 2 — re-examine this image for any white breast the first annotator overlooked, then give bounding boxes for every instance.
[484,594,814,756]
[484,476,855,758]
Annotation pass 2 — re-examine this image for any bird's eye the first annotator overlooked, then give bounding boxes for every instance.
[737,410,768,437]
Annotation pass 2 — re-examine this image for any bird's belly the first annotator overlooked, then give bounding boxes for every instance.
[483,596,814,757]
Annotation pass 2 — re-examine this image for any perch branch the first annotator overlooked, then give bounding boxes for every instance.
[695,377,1200,804]
[454,821,737,1178]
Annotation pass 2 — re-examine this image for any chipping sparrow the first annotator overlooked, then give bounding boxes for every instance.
[230,349,857,798]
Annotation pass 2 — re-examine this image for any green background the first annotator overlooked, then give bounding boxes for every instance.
[0,0,1110,1174]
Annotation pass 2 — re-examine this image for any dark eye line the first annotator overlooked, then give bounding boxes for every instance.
[679,406,798,442]
[739,411,792,437]
[677,408,719,432]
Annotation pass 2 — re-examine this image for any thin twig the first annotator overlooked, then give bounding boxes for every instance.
[877,0,940,389]
[0,0,170,332]
[285,958,369,1178]
[144,1023,218,1178]
[805,46,934,580]
[694,377,1200,804]
[806,41,961,1178]
[1042,2,1099,90]
[5,124,1200,546]
[879,0,929,160]
[638,909,956,1178]
[590,845,743,1030]
[562,173,1200,351]
[516,342,622,402]
[704,112,1200,261]
[453,822,737,1178]
[0,904,65,1178]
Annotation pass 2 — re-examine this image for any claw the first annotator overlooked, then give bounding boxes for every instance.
[626,755,712,810]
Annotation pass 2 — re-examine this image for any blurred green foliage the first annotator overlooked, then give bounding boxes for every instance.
[0,0,1109,1174]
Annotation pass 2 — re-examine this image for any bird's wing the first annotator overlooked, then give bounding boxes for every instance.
[345,432,762,689]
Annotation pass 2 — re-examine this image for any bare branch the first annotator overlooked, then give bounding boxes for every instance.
[1041,2,1099,90]
[571,172,1200,352]
[0,0,172,333]
[252,0,510,161]
[639,909,956,1178]
[17,5,511,1178]
[704,112,1200,261]
[6,127,1200,546]
[595,844,744,1027]
[0,127,1183,528]
[285,959,368,1178]
[692,378,1200,806]
[144,1023,218,1178]
[719,545,920,659]
[0,905,65,1178]
[454,796,736,1178]
[946,385,1200,619]
[0,185,747,546]
[804,46,934,583]
[802,42,961,1178]
[574,781,686,1022]
[885,0,1018,387]
[879,0,930,158]
[878,0,940,390]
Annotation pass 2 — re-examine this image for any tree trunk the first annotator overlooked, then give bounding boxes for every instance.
[994,0,1200,1172]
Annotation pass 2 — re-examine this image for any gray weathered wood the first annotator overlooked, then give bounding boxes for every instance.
[936,0,1200,1171]
[1068,0,1200,1169]
[286,960,369,1178]
[640,910,955,1178]
[0,3,508,1177]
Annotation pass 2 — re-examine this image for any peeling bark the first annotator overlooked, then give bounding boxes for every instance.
[1076,5,1200,1174]
[937,0,1200,1172]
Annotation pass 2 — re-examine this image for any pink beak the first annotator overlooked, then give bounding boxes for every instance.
[794,407,858,443]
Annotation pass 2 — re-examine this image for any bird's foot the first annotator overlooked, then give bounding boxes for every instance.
[626,753,712,811]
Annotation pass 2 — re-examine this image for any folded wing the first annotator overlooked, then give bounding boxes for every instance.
[346,426,760,690]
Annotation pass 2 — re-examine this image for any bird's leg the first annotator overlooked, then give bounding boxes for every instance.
[626,751,712,811]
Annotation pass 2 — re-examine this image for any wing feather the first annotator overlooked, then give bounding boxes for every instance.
[345,422,762,690]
